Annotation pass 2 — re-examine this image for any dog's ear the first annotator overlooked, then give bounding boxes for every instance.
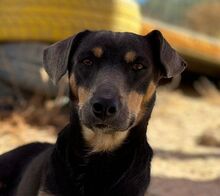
[43,30,90,84]
[145,30,187,78]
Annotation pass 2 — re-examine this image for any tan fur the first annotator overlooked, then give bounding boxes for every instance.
[78,87,90,108]
[92,47,103,58]
[127,91,143,116]
[125,51,136,63]
[69,75,91,107]
[137,81,156,122]
[127,81,156,123]
[82,125,128,153]
[142,81,156,104]
[38,190,54,196]
[69,74,78,97]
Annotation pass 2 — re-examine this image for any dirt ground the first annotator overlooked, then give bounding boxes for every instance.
[146,88,220,196]
[0,85,220,196]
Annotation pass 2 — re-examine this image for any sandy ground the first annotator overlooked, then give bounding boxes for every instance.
[0,87,220,196]
[147,88,220,196]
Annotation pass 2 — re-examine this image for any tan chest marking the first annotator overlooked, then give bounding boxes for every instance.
[82,125,128,153]
[38,190,54,196]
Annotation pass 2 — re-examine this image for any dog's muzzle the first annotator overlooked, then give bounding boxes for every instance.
[79,85,133,132]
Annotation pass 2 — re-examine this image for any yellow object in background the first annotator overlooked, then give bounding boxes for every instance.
[0,0,141,42]
[141,18,220,76]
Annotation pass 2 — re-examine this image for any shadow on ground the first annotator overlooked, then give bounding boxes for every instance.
[155,149,220,160]
[147,176,220,196]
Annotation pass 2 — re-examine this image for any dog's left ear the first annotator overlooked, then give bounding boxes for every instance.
[145,30,187,78]
[43,30,90,84]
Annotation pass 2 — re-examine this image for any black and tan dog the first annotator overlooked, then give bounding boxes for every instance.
[0,30,186,196]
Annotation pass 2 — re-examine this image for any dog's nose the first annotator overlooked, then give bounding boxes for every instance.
[92,98,118,119]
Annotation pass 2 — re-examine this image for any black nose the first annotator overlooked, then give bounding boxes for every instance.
[92,98,118,120]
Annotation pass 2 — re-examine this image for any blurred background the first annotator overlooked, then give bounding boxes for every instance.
[0,0,220,195]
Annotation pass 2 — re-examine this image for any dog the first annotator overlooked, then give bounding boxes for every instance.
[0,30,186,196]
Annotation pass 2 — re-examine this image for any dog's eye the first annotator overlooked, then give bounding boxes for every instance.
[132,63,145,71]
[82,59,93,66]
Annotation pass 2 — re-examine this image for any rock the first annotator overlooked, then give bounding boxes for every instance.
[197,127,220,147]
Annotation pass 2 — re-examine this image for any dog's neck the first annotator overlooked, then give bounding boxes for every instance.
[51,95,155,195]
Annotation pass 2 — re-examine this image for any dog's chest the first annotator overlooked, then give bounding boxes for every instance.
[44,151,135,195]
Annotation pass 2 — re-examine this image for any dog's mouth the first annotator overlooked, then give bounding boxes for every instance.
[79,103,135,133]
[84,115,135,133]
[92,123,116,133]
[95,123,109,129]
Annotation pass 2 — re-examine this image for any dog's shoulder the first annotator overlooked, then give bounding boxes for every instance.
[16,146,54,196]
[0,142,53,195]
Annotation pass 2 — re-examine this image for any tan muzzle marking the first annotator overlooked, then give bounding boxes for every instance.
[127,81,156,123]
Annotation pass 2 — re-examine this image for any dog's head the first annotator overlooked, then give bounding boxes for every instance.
[44,30,186,152]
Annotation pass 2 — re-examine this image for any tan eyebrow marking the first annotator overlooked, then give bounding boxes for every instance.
[125,51,136,63]
[92,47,103,58]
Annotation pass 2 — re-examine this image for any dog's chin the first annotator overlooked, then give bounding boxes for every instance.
[82,124,122,134]
[92,124,116,133]
[82,118,135,134]
[93,125,124,133]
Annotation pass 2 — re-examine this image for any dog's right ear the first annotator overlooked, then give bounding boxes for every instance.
[43,30,90,84]
[145,30,187,79]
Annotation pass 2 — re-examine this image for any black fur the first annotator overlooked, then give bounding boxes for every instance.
[0,143,52,195]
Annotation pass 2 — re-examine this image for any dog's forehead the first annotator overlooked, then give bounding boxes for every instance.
[77,31,146,54]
